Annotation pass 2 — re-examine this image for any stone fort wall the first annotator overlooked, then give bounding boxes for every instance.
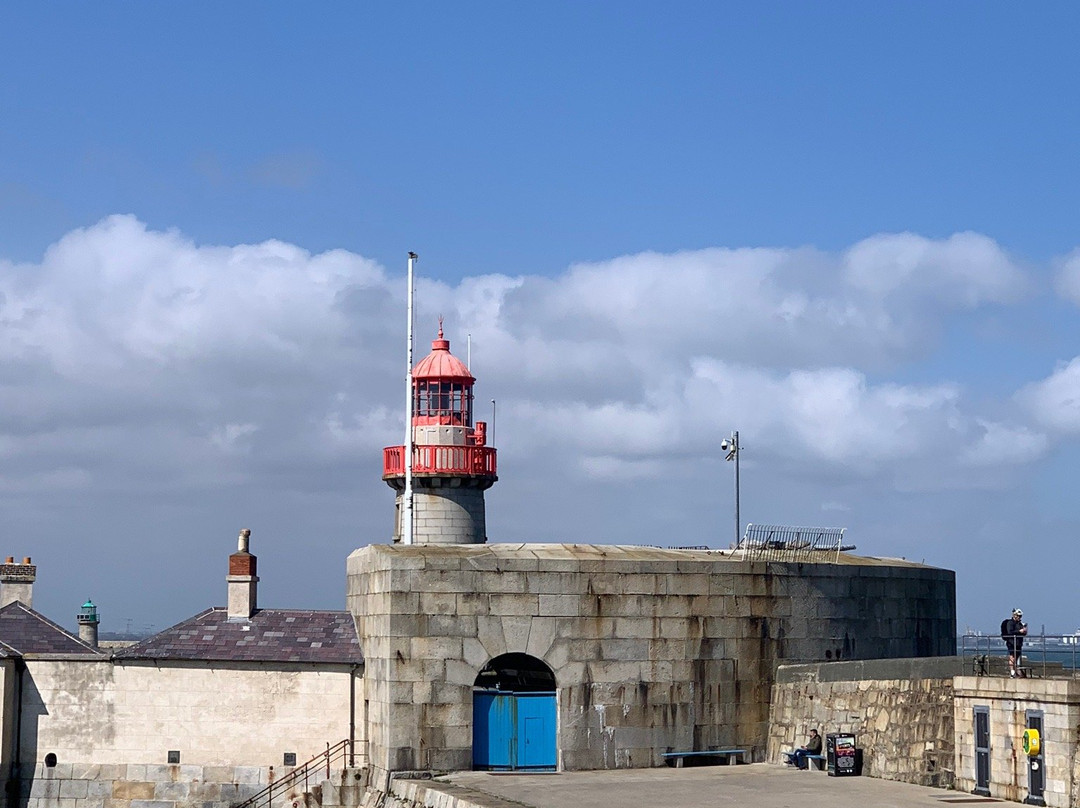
[346,543,956,775]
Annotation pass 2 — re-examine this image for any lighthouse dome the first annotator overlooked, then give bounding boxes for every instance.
[413,325,474,382]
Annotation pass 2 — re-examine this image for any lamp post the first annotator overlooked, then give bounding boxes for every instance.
[721,431,741,547]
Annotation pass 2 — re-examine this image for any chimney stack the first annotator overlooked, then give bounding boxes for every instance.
[77,600,100,648]
[227,529,258,621]
[0,557,36,608]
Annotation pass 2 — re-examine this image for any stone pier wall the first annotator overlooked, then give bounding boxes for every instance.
[767,657,962,787]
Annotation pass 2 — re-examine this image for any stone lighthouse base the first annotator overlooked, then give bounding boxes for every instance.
[389,476,493,544]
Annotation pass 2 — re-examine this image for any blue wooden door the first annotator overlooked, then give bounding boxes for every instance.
[517,693,556,770]
[473,691,556,771]
[473,691,514,770]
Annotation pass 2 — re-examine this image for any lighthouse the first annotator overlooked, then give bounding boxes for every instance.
[382,324,497,544]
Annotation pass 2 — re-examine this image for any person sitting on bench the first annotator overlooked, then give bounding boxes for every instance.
[785,729,822,769]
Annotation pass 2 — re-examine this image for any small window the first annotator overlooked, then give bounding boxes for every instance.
[284,752,297,766]
[44,753,57,768]
[167,750,180,764]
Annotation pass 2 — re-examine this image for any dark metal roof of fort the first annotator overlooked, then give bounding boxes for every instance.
[112,607,364,665]
[0,601,105,657]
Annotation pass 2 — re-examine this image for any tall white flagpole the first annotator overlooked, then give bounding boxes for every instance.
[403,251,417,545]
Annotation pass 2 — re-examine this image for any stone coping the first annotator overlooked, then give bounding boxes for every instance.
[350,542,948,570]
[776,656,967,684]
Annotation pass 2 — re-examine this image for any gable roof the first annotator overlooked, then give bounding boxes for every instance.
[113,608,364,665]
[0,602,106,657]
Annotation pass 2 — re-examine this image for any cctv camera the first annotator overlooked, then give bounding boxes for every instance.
[721,440,730,450]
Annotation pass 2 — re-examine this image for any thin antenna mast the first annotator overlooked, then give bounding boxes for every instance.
[403,252,417,545]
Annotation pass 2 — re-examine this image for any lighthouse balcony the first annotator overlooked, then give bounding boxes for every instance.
[383,444,497,478]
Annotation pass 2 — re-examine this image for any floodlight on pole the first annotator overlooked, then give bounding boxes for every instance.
[720,430,741,547]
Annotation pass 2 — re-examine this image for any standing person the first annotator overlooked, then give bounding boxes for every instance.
[787,728,822,769]
[1001,608,1028,678]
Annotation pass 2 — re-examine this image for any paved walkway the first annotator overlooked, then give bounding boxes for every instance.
[442,765,1000,808]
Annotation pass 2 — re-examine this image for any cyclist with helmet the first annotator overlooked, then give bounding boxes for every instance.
[1001,608,1028,678]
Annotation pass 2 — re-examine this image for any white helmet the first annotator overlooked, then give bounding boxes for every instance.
[1013,608,1023,618]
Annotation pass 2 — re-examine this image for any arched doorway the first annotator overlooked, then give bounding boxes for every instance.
[473,653,557,771]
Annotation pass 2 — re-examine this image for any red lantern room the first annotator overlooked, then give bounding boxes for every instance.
[412,327,475,429]
[383,324,497,544]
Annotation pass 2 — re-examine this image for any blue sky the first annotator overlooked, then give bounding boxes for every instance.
[2,4,1080,634]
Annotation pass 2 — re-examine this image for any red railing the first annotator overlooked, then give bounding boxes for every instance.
[383,445,497,477]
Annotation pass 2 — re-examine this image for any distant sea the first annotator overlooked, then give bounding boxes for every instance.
[958,634,1080,670]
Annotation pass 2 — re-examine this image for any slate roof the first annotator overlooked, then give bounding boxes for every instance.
[113,608,364,665]
[0,601,106,657]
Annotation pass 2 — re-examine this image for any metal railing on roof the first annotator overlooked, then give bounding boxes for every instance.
[234,739,354,808]
[960,633,1080,679]
[737,524,851,563]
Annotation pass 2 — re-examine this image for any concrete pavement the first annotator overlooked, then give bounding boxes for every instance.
[434,765,1001,808]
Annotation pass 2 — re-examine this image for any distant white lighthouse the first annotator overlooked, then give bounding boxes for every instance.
[383,323,497,544]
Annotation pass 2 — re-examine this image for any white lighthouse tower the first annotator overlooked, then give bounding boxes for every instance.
[382,323,497,544]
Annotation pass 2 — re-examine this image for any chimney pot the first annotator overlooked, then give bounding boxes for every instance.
[22,557,30,565]
[228,530,258,620]
[0,557,36,608]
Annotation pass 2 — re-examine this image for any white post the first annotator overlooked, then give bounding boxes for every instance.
[733,430,741,546]
[403,252,417,545]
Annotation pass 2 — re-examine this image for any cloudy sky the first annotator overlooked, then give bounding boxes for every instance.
[3,4,1080,634]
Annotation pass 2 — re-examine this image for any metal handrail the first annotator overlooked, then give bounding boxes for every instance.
[959,632,1080,678]
[234,739,353,808]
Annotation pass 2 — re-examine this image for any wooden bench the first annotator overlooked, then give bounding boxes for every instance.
[662,749,747,768]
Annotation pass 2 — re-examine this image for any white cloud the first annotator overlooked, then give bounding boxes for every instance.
[209,422,259,453]
[959,419,1048,467]
[1054,248,1080,306]
[0,219,1051,503]
[844,231,1027,306]
[1018,357,1080,434]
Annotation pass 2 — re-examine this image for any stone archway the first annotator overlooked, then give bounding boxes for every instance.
[473,653,557,771]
